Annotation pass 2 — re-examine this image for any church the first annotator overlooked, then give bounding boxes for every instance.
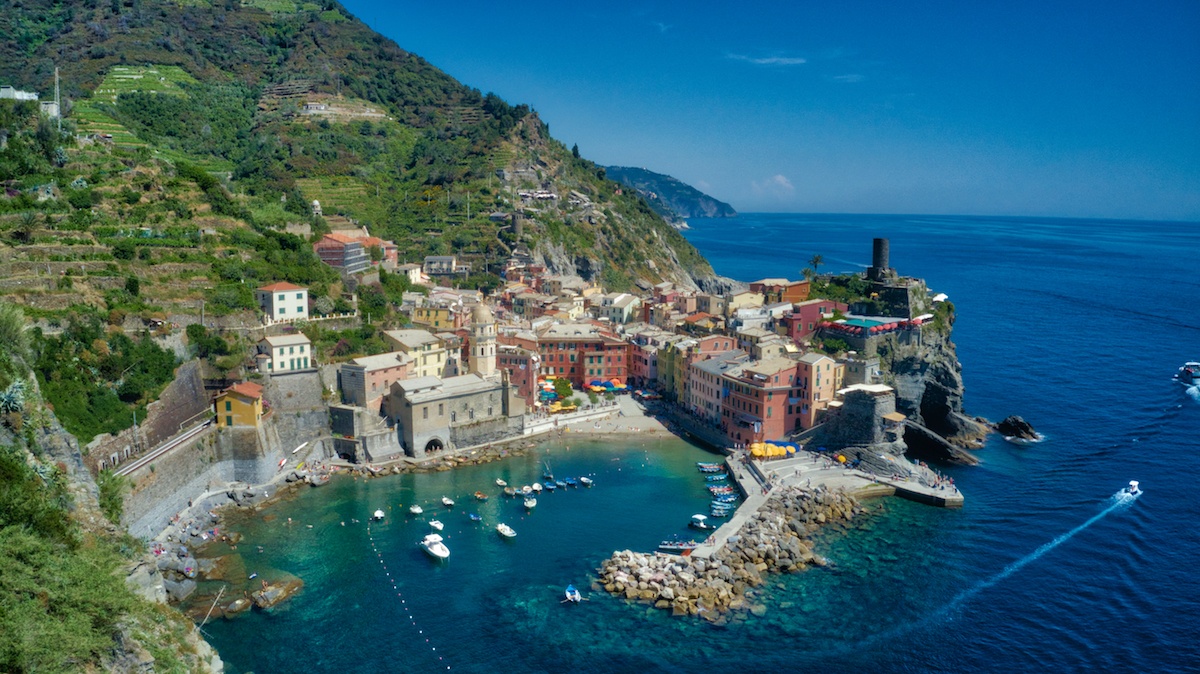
[383,303,526,458]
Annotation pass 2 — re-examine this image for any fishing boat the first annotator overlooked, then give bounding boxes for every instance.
[524,496,537,510]
[532,482,543,493]
[521,485,533,495]
[579,476,594,487]
[428,519,444,531]
[696,462,722,469]
[441,496,455,507]
[496,523,516,539]
[708,508,732,518]
[419,533,450,560]
[543,461,555,482]
[657,538,699,552]
[474,491,489,501]
[495,478,508,487]
[563,477,579,487]
[689,514,715,531]
[705,474,729,482]
[713,494,739,503]
[409,504,424,515]
[544,481,557,491]
[371,509,385,521]
[468,513,483,522]
[555,480,567,489]
[564,585,582,603]
[504,486,517,497]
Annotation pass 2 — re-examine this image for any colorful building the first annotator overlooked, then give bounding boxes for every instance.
[750,278,811,305]
[340,352,412,413]
[214,381,265,428]
[383,329,449,379]
[720,358,800,446]
[537,323,630,388]
[257,334,313,373]
[782,299,847,342]
[795,352,844,429]
[255,282,309,322]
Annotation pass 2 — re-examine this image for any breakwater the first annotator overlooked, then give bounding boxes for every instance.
[597,486,863,622]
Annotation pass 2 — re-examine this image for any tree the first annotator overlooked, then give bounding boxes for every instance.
[802,267,815,281]
[808,254,824,274]
[552,377,573,401]
[571,143,580,159]
[124,276,140,297]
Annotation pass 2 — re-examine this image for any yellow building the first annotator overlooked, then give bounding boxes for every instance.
[214,382,265,428]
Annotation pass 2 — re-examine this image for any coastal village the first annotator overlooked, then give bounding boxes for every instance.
[98,232,976,622]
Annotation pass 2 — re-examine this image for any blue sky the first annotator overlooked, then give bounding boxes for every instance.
[339,1,1199,220]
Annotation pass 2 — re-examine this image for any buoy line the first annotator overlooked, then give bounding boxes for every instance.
[366,522,451,670]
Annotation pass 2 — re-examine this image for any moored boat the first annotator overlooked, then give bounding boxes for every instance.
[504,486,517,497]
[544,481,557,491]
[371,509,385,521]
[705,474,728,482]
[563,477,579,487]
[524,497,537,510]
[419,533,450,560]
[579,476,594,487]
[689,514,715,530]
[474,491,489,501]
[409,504,424,515]
[496,523,516,539]
[521,485,533,495]
[532,482,543,493]
[555,480,567,488]
[658,538,699,552]
[468,513,483,522]
[428,519,444,531]
[496,478,508,487]
[442,496,455,508]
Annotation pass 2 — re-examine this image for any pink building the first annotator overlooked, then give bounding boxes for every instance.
[340,352,412,413]
[783,299,847,342]
[721,358,800,446]
[498,345,540,407]
[795,352,843,428]
[687,350,749,424]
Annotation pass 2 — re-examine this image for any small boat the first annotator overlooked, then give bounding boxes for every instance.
[429,519,444,531]
[371,509,385,521]
[543,461,555,482]
[713,494,739,503]
[696,462,722,468]
[496,478,508,487]
[1174,362,1199,386]
[409,504,424,515]
[563,477,579,487]
[504,486,517,497]
[708,509,731,518]
[555,480,567,488]
[705,474,729,482]
[524,497,537,510]
[579,477,594,487]
[689,514,715,531]
[658,538,699,552]
[419,533,450,560]
[442,496,455,508]
[1124,480,1142,496]
[544,481,557,491]
[532,482,543,493]
[564,585,582,603]
[496,523,516,538]
[521,485,533,495]
[468,513,483,522]
[474,491,489,501]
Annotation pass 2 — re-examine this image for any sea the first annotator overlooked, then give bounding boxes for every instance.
[199,214,1200,673]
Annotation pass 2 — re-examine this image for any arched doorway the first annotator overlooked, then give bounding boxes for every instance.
[424,438,444,454]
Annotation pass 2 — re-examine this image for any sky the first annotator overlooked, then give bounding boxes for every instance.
[339,0,1200,220]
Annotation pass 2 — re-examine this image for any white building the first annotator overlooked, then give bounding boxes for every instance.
[256,282,309,322]
[257,334,314,373]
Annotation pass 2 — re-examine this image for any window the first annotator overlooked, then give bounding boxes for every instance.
[289,346,295,355]
[226,415,233,427]
[278,294,285,301]
[488,407,493,416]
[296,293,303,300]
[225,401,232,411]
[300,345,305,353]
[469,409,475,420]
[280,307,285,314]
[451,411,456,422]
[423,407,428,420]
[438,403,444,416]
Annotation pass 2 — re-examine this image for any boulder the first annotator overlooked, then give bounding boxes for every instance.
[251,578,304,609]
[164,578,196,602]
[995,415,1040,441]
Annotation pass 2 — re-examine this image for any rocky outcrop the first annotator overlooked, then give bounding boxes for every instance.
[995,415,1041,441]
[597,487,862,622]
[251,577,304,610]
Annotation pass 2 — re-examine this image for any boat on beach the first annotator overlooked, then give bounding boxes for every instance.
[419,533,450,560]
[496,523,516,538]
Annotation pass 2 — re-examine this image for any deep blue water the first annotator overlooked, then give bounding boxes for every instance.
[202,214,1200,673]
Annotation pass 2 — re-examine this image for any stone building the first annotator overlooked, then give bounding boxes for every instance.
[383,373,524,458]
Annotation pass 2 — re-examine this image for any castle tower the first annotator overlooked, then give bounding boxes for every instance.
[867,238,890,281]
[469,302,497,378]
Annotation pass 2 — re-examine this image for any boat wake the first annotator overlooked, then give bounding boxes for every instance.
[1186,385,1200,403]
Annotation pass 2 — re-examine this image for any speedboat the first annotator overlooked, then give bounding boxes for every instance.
[428,519,444,531]
[579,476,593,487]
[496,523,516,538]
[524,496,537,510]
[371,509,385,521]
[442,496,455,507]
[564,585,582,603]
[1125,480,1141,496]
[419,533,450,560]
[658,538,699,552]
[1175,362,1199,386]
[689,514,715,531]
[496,478,508,487]
[409,504,423,515]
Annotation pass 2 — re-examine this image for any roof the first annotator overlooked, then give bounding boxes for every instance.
[223,381,263,400]
[738,327,773,338]
[743,358,798,378]
[882,412,908,423]
[257,281,306,292]
[349,352,411,371]
[693,350,748,376]
[261,334,311,347]
[540,323,603,340]
[752,278,791,286]
[384,329,441,350]
[798,352,834,365]
[400,374,500,403]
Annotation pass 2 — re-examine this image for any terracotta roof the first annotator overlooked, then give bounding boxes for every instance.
[683,312,715,324]
[257,281,306,292]
[322,232,358,243]
[224,382,263,400]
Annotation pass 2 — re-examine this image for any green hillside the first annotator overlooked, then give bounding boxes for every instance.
[606,166,738,221]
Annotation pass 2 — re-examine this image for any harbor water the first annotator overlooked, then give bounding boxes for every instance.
[201,214,1199,673]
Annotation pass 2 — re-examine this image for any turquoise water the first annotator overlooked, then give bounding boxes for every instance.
[202,214,1200,673]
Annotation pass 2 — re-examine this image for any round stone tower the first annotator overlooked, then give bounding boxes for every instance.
[469,302,497,378]
[868,237,890,281]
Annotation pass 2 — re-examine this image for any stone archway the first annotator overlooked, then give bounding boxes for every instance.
[424,438,445,454]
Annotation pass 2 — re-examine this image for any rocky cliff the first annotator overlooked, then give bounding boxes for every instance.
[876,314,989,464]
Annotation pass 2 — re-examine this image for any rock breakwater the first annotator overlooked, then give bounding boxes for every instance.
[597,487,864,622]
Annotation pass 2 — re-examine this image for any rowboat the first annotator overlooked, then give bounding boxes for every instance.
[468,513,483,522]
[495,478,508,487]
[705,474,728,482]
[524,497,537,510]
[564,585,582,603]
[474,491,489,501]
[544,481,557,491]
[441,496,455,507]
[563,477,579,487]
[496,523,516,538]
[504,486,517,497]
[579,477,594,487]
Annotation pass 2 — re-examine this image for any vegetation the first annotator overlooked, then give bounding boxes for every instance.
[96,469,129,524]
[606,165,737,221]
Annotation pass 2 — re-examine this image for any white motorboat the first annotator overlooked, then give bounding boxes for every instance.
[496,478,508,487]
[579,476,594,487]
[419,533,450,560]
[524,497,537,510]
[532,482,543,493]
[428,519,444,531]
[371,509,385,521]
[1174,362,1199,386]
[442,496,455,507]
[496,523,516,538]
[409,504,423,515]
[688,514,715,531]
[521,485,533,495]
[1124,480,1141,496]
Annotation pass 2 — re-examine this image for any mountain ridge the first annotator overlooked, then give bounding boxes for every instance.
[606,165,738,222]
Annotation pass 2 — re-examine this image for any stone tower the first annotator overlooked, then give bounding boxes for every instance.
[867,237,890,281]
[469,302,497,378]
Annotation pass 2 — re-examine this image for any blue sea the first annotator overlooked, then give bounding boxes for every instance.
[201,214,1200,673]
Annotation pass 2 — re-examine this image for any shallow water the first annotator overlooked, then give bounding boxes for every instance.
[201,214,1200,673]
